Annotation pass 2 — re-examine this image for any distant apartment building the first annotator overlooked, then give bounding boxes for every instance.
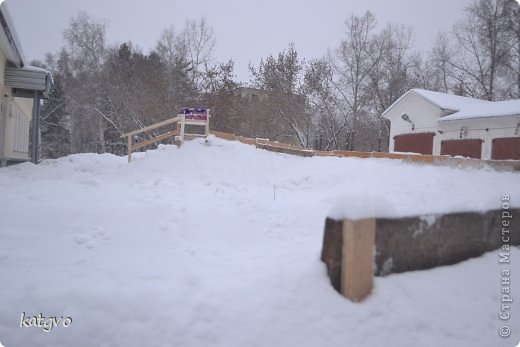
[234,87,269,103]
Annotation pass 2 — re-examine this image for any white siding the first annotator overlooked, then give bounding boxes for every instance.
[0,45,5,87]
[0,49,6,160]
[10,101,30,158]
[0,95,33,161]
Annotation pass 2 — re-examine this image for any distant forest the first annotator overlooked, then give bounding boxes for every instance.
[33,0,520,158]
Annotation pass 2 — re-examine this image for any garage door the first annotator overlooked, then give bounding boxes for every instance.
[441,139,482,159]
[492,137,520,160]
[394,133,435,155]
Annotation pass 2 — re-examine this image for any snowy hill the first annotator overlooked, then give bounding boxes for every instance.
[0,136,519,347]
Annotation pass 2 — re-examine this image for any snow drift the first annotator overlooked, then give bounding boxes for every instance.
[0,137,519,347]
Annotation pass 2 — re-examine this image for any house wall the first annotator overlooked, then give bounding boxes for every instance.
[0,48,33,164]
[0,48,8,163]
[438,115,520,160]
[385,92,447,155]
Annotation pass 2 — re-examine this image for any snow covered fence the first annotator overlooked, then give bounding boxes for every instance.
[211,131,520,171]
[321,208,520,301]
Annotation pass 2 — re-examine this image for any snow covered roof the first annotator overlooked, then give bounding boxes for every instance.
[439,99,520,122]
[381,89,489,119]
[4,66,54,99]
[411,89,489,111]
[382,88,520,123]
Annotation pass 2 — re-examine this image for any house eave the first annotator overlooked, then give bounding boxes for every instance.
[0,2,25,68]
[5,66,54,99]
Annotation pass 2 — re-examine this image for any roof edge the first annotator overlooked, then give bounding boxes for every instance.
[438,113,520,122]
[381,89,413,119]
[382,89,451,119]
[0,2,26,67]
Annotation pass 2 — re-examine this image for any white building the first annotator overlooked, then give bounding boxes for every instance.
[0,2,53,167]
[383,89,520,160]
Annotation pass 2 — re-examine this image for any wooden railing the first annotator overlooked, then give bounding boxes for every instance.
[121,111,211,163]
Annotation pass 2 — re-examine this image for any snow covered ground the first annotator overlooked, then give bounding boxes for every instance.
[0,136,519,347]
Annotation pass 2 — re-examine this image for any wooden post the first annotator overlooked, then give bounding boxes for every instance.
[127,135,132,163]
[340,218,375,302]
[180,115,186,143]
[205,109,210,136]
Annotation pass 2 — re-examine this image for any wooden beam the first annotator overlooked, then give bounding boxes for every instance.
[132,129,180,151]
[180,116,185,142]
[121,115,181,138]
[205,109,211,136]
[184,119,208,126]
[127,135,132,163]
[341,218,375,302]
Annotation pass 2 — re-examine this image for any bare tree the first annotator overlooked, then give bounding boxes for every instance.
[425,33,455,93]
[200,60,241,133]
[62,12,109,153]
[155,25,186,69]
[182,17,216,87]
[503,0,520,98]
[369,22,417,114]
[332,11,378,150]
[451,0,514,100]
[63,11,107,74]
[304,58,347,150]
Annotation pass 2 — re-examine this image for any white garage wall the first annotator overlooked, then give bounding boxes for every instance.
[384,92,448,154]
[438,115,520,160]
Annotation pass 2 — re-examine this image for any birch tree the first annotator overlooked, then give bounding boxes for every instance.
[182,17,216,88]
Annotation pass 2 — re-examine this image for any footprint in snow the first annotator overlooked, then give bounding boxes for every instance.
[74,233,90,245]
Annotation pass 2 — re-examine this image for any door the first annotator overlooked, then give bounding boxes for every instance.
[441,139,482,159]
[393,132,435,155]
[491,137,520,160]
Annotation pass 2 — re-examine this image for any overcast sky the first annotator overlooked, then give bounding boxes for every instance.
[7,0,471,83]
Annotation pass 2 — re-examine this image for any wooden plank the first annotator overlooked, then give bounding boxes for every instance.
[341,218,375,302]
[127,135,132,163]
[184,119,208,126]
[210,131,237,141]
[334,151,371,158]
[205,109,210,136]
[370,152,409,160]
[314,151,338,157]
[256,142,314,157]
[121,115,181,138]
[237,137,257,145]
[132,129,180,150]
[404,154,436,164]
[180,117,185,142]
